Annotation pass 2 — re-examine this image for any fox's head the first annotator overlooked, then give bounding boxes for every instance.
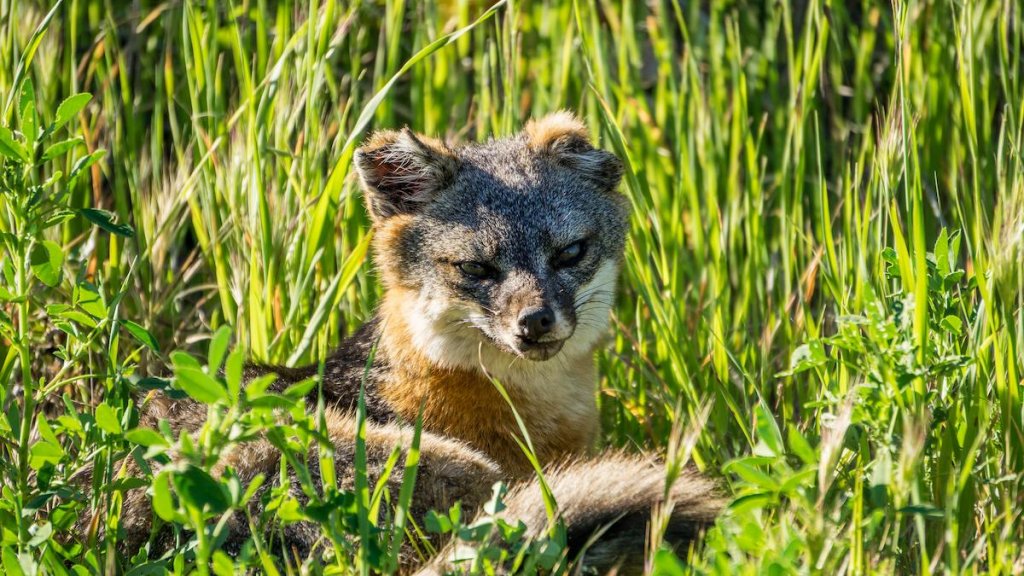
[354,112,628,367]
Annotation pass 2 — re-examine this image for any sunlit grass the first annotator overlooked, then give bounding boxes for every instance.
[0,0,1022,573]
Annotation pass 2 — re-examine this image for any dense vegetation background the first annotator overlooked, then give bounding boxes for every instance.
[0,0,1022,573]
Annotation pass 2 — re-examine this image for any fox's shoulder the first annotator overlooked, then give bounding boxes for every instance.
[247,316,396,422]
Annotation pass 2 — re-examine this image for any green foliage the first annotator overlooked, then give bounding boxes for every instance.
[423,485,570,575]
[712,230,982,573]
[0,64,143,571]
[0,0,1022,574]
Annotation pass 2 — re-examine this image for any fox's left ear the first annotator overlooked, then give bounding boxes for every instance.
[354,128,458,220]
[525,111,624,192]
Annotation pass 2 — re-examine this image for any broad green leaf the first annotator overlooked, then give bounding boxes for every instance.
[949,230,962,266]
[934,227,950,278]
[74,282,107,319]
[123,320,159,352]
[941,315,963,334]
[171,350,203,371]
[68,149,107,183]
[18,81,34,126]
[29,442,63,470]
[207,325,232,372]
[728,491,777,514]
[36,415,60,446]
[225,348,244,402]
[41,171,64,190]
[29,240,63,287]
[124,427,167,447]
[1,547,26,576]
[780,468,818,494]
[424,510,453,534]
[246,394,296,410]
[0,127,25,161]
[754,403,784,458]
[135,376,177,397]
[19,86,36,144]
[152,471,183,523]
[41,137,83,161]
[725,459,781,491]
[0,285,16,302]
[172,351,227,404]
[211,552,235,576]
[650,549,687,576]
[282,377,318,400]
[94,402,122,434]
[52,93,91,133]
[79,207,134,237]
[172,465,229,514]
[275,498,304,522]
[943,270,965,289]
[239,473,265,506]
[787,425,818,465]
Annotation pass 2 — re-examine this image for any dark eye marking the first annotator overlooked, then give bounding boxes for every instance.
[456,261,497,280]
[553,239,587,268]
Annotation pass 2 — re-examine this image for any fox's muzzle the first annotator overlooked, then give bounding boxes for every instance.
[496,273,576,360]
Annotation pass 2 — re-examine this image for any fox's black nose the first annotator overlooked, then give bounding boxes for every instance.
[518,306,555,340]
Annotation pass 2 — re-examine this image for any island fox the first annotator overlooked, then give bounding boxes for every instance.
[117,112,722,573]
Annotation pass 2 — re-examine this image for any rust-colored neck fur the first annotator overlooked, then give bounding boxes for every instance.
[375,288,600,478]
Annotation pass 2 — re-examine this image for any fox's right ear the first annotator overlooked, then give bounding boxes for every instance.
[354,128,458,220]
[525,111,623,192]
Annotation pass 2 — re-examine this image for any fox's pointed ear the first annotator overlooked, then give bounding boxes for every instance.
[354,128,458,220]
[525,111,623,192]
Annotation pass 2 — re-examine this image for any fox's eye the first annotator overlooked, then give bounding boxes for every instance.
[457,261,494,279]
[554,241,586,268]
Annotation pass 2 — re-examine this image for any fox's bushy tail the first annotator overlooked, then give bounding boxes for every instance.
[82,403,721,572]
[420,452,723,575]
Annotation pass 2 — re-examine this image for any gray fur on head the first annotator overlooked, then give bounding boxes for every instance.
[354,111,629,364]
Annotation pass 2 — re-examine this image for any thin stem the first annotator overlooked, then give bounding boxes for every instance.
[15,233,33,551]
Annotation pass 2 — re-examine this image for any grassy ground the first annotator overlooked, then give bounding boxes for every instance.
[0,0,1022,573]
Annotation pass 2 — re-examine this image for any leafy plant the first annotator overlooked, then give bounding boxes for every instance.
[0,77,146,570]
[707,230,982,572]
[423,485,569,576]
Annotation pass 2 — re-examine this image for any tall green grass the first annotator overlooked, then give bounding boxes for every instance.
[0,0,1021,573]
